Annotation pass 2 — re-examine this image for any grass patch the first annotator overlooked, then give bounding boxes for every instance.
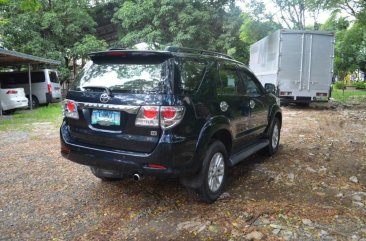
[0,103,63,131]
[332,89,366,103]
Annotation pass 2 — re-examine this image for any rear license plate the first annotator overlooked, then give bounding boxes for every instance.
[91,110,120,126]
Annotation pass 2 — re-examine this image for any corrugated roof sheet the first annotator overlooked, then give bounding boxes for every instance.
[0,48,61,66]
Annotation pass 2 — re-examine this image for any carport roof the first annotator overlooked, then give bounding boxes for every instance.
[0,48,61,66]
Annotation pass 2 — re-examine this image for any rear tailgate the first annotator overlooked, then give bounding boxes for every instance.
[64,50,174,154]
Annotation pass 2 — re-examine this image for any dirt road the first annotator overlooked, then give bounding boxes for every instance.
[0,106,365,240]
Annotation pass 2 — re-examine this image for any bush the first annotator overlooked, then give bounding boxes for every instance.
[352,82,366,89]
[334,81,346,89]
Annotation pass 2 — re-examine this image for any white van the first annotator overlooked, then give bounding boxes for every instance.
[0,69,62,108]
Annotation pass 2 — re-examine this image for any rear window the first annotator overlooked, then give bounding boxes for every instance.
[72,60,172,94]
[49,71,59,83]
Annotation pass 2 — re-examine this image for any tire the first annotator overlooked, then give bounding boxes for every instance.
[195,141,228,203]
[27,95,39,109]
[90,167,123,181]
[263,117,281,156]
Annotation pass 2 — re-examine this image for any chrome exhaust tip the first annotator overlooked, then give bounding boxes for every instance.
[133,173,142,181]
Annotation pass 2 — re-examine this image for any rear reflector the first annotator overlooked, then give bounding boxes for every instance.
[6,90,17,94]
[280,91,292,96]
[147,164,167,169]
[61,146,70,154]
[316,92,327,97]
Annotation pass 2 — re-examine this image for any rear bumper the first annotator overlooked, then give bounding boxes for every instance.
[280,96,328,104]
[60,122,199,178]
[1,98,28,111]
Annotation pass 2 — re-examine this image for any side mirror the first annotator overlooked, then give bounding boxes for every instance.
[264,83,276,94]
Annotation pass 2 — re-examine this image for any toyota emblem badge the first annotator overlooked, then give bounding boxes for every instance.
[100,93,110,103]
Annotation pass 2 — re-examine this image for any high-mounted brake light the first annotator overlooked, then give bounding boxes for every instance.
[107,52,128,57]
[63,100,79,119]
[6,90,17,94]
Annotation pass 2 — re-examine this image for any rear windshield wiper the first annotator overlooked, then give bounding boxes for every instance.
[82,85,113,97]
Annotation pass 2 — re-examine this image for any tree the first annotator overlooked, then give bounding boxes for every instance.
[0,0,105,81]
[112,0,242,53]
[245,0,329,30]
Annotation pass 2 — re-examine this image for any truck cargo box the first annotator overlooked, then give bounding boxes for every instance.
[250,29,335,105]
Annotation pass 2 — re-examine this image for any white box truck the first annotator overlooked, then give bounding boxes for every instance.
[249,29,335,105]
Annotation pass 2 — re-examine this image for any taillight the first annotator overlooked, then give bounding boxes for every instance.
[47,84,52,94]
[63,100,79,119]
[280,91,292,96]
[160,106,184,129]
[6,90,17,94]
[135,106,159,127]
[135,106,185,129]
[316,92,327,97]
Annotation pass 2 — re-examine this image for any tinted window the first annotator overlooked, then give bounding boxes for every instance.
[0,72,45,85]
[179,58,207,93]
[72,60,171,94]
[239,71,263,96]
[49,71,59,83]
[217,65,243,95]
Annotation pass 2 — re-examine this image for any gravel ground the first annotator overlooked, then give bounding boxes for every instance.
[0,105,365,241]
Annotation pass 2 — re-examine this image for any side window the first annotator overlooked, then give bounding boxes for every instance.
[217,65,244,95]
[31,72,46,83]
[180,58,207,93]
[239,71,263,96]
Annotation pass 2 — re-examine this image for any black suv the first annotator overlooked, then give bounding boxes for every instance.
[60,47,282,203]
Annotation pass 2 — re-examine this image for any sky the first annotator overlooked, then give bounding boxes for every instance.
[236,0,336,25]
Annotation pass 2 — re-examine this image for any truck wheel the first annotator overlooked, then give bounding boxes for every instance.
[263,117,281,156]
[90,167,123,181]
[196,141,228,203]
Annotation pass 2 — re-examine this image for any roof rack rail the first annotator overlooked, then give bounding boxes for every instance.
[165,46,233,60]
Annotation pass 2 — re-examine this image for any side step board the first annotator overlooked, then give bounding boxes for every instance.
[228,139,269,167]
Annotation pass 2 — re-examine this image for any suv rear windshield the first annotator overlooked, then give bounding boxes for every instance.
[72,60,172,94]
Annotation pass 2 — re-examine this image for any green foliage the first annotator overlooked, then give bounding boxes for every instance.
[112,0,242,53]
[333,81,346,89]
[352,82,366,89]
[239,13,281,45]
[0,0,102,82]
[0,103,62,131]
[332,89,366,103]
[71,35,108,59]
